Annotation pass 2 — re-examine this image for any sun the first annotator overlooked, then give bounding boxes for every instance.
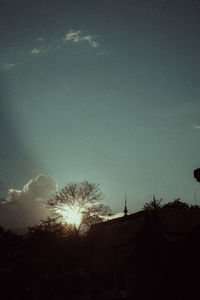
[66,208,82,227]
[56,206,83,228]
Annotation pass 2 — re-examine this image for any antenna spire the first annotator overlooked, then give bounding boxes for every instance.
[124,193,128,216]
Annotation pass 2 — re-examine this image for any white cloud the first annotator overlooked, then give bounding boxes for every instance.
[81,35,99,48]
[2,30,99,72]
[0,174,57,228]
[193,125,200,130]
[37,37,45,42]
[64,30,99,48]
[31,48,40,55]
[1,63,16,71]
[65,30,82,42]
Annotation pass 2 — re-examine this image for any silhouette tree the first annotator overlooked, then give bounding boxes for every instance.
[162,198,189,209]
[143,197,196,211]
[194,168,200,182]
[143,196,163,211]
[48,181,111,233]
[28,216,68,234]
[25,218,87,299]
[28,216,80,239]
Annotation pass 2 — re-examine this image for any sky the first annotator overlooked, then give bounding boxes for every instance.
[1,0,200,227]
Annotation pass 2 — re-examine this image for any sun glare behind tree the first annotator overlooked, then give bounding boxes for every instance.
[56,205,83,228]
[49,181,111,233]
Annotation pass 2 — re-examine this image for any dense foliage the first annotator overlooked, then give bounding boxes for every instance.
[0,224,87,299]
[143,197,200,211]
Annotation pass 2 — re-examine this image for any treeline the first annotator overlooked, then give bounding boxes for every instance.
[143,197,200,210]
[0,221,88,300]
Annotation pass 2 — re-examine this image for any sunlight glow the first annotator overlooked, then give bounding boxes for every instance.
[56,205,83,228]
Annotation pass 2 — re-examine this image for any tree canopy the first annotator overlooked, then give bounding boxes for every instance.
[143,197,200,211]
[48,181,111,233]
[143,196,163,211]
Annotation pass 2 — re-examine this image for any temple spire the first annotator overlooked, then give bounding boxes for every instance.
[124,193,128,216]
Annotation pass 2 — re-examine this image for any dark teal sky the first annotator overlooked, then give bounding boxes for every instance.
[1,0,200,214]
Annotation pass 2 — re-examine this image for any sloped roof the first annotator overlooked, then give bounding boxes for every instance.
[89,211,144,249]
[87,212,144,272]
[86,208,200,273]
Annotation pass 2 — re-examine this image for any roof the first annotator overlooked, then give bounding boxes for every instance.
[87,212,144,272]
[88,211,144,249]
[86,208,200,273]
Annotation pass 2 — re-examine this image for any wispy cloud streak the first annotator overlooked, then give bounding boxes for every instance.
[2,29,100,71]
[64,30,99,48]
[193,125,200,130]
[1,63,16,71]
[37,37,45,42]
[31,48,40,55]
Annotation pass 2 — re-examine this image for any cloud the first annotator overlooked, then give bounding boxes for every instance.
[2,29,100,72]
[82,35,99,48]
[97,51,105,56]
[64,30,99,48]
[1,63,16,71]
[31,48,40,55]
[65,30,82,42]
[0,174,57,228]
[37,37,45,42]
[193,125,200,130]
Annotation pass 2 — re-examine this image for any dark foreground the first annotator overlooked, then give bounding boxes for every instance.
[0,209,200,299]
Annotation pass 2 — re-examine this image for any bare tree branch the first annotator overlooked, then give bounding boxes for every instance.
[48,181,111,233]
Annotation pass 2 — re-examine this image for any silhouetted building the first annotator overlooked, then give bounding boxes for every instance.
[86,208,200,299]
